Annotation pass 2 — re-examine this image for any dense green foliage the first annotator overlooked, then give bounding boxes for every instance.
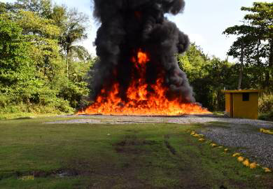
[179,44,238,111]
[0,0,93,115]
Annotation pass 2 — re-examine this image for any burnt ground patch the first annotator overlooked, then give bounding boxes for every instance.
[164,134,177,155]
[114,135,158,155]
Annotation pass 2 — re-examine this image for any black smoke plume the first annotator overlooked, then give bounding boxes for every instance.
[90,0,195,103]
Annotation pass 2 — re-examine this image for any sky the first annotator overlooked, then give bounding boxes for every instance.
[2,0,272,61]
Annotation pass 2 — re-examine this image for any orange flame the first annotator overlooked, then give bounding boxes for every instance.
[78,50,210,116]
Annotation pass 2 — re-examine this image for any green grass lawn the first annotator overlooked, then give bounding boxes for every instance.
[0,117,272,189]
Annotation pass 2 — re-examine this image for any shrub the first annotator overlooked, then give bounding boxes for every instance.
[0,95,9,108]
[259,93,273,113]
[259,93,273,121]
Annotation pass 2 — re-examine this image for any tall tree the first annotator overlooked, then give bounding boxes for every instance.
[12,0,91,78]
[223,2,273,90]
[15,10,62,82]
[57,8,89,78]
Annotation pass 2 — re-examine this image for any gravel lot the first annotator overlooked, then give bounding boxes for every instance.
[47,115,273,168]
[199,121,273,169]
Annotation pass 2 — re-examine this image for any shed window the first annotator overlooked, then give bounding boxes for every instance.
[242,93,250,101]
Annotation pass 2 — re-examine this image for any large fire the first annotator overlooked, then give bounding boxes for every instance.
[78,50,210,116]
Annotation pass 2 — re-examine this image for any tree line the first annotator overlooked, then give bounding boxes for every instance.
[0,1,272,120]
[0,0,94,115]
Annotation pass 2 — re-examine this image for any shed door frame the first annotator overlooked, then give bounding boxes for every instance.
[230,93,233,117]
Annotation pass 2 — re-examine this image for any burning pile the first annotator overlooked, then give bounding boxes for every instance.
[78,0,210,116]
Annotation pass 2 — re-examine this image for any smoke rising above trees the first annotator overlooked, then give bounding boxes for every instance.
[90,0,194,104]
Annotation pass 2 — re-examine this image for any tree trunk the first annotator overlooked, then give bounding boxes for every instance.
[265,39,273,88]
[66,56,69,79]
[256,39,262,86]
[238,45,244,90]
[66,48,70,79]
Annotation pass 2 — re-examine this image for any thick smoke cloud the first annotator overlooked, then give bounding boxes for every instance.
[91,0,195,103]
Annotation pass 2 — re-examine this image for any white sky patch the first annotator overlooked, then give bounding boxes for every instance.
[188,33,207,47]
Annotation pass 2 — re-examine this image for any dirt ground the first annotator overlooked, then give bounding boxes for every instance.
[48,114,273,128]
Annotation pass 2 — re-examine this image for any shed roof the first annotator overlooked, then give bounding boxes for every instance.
[221,90,262,94]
